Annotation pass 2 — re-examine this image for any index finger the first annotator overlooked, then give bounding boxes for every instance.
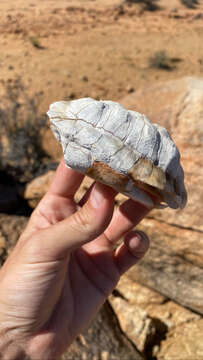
[48,159,84,198]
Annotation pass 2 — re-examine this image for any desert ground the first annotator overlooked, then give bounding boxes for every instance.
[0,0,203,359]
[0,0,203,108]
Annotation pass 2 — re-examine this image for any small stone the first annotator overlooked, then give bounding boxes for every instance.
[24,171,55,207]
[74,177,94,203]
[79,334,87,347]
[0,232,6,256]
[192,13,203,20]
[69,92,76,99]
[126,85,135,93]
[81,75,88,82]
[100,351,109,360]
[82,352,87,360]
[153,345,160,357]
[0,233,6,249]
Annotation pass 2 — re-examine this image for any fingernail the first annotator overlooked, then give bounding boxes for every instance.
[128,233,142,251]
[90,183,104,208]
[128,231,149,256]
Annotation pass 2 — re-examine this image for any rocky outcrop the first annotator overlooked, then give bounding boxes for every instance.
[128,217,203,315]
[115,77,203,358]
[109,295,156,353]
[63,301,143,360]
[111,274,201,359]
[115,275,200,329]
[157,319,203,360]
[119,77,203,314]
[120,76,203,232]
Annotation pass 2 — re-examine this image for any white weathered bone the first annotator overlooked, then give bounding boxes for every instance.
[47,98,187,209]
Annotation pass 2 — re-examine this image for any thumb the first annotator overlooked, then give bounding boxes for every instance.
[36,183,115,257]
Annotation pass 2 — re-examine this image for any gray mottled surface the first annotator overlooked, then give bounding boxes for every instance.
[47,98,187,209]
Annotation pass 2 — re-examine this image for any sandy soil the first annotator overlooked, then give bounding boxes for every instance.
[0,0,203,114]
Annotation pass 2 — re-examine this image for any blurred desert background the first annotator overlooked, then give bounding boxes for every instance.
[0,0,203,359]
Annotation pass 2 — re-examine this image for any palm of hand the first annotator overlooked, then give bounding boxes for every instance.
[0,161,149,358]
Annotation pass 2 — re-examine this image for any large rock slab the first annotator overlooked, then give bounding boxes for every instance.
[120,77,203,232]
[109,295,156,353]
[157,319,203,360]
[128,218,203,315]
[119,77,203,317]
[113,275,200,357]
[115,275,200,330]
[63,301,143,360]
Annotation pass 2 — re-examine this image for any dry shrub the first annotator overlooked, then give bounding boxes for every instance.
[149,51,175,70]
[124,0,160,11]
[29,36,45,49]
[180,0,199,8]
[0,78,48,182]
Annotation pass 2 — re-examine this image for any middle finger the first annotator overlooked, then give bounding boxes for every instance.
[82,197,151,254]
[104,198,151,245]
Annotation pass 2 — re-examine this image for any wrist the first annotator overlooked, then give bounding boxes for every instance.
[0,328,29,360]
[0,328,62,360]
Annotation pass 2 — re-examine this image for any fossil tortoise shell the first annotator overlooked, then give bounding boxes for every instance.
[47,97,187,209]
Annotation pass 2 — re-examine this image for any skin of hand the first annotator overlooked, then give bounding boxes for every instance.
[0,160,150,359]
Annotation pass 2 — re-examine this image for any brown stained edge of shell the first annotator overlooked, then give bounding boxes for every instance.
[86,160,163,207]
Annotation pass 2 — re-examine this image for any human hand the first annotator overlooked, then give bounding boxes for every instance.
[0,160,150,359]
